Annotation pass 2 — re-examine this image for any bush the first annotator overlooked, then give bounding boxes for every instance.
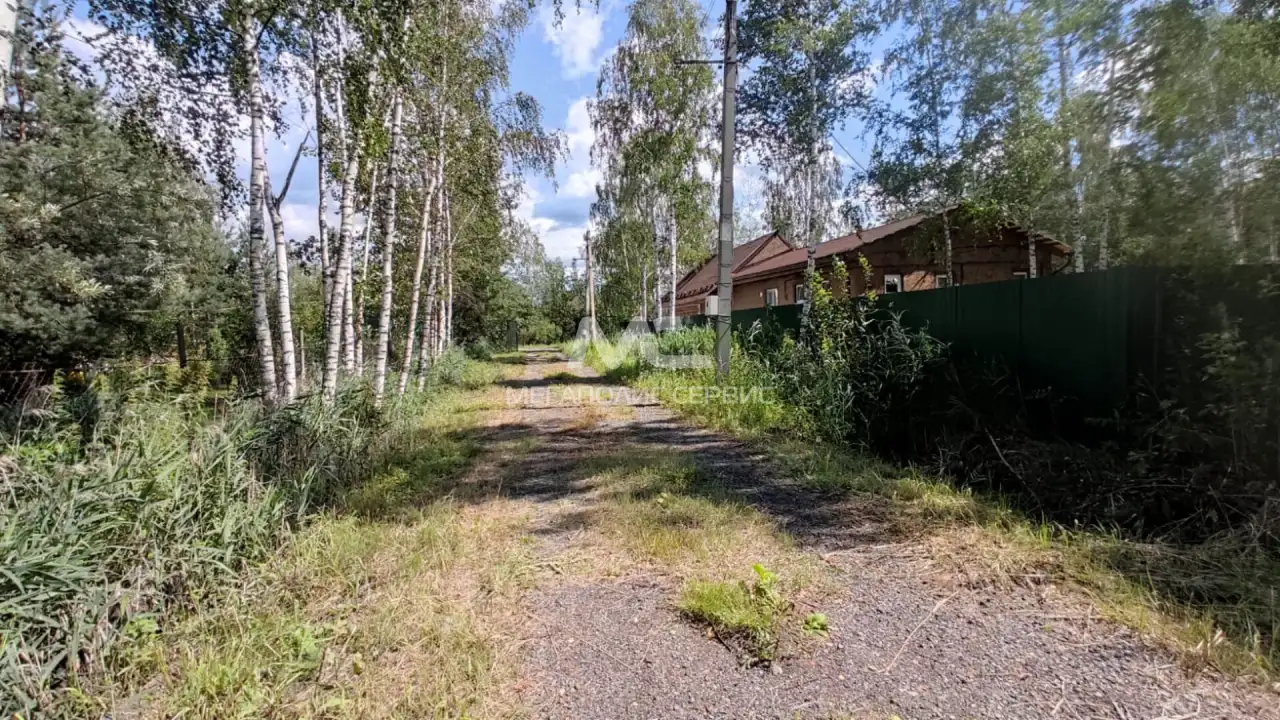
[758,258,946,451]
[464,340,494,361]
[426,347,503,389]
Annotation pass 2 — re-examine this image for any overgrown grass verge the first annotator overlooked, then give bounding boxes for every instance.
[590,332,1278,682]
[0,353,507,715]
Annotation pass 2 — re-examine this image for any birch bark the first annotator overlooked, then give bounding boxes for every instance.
[372,94,405,403]
[242,14,278,404]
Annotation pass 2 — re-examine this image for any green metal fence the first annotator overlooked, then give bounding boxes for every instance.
[881,267,1164,406]
[683,268,1168,407]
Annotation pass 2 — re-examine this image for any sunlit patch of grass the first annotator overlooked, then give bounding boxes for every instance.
[569,451,830,599]
[115,496,537,719]
[678,564,797,664]
[637,364,786,437]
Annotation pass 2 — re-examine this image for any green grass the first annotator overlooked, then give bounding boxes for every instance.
[678,565,794,664]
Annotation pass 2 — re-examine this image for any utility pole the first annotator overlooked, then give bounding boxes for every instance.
[585,231,597,340]
[714,0,738,377]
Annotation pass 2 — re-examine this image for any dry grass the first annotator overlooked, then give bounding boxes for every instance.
[106,505,536,719]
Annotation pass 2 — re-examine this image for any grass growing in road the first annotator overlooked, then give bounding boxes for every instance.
[678,564,795,664]
[574,452,826,588]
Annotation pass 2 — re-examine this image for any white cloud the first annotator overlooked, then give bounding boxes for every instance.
[280,202,320,241]
[564,96,595,159]
[540,224,589,262]
[516,184,585,262]
[564,168,601,198]
[540,5,605,79]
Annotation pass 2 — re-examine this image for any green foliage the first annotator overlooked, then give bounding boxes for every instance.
[760,259,945,449]
[678,564,794,663]
[427,347,503,389]
[0,20,240,373]
[589,0,716,324]
[803,612,829,637]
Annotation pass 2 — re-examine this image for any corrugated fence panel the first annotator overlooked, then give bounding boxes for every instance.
[682,268,1170,410]
[1022,271,1128,404]
[881,268,1160,407]
[954,280,1024,367]
[885,287,958,342]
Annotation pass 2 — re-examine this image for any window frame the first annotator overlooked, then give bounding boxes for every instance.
[764,287,779,306]
[883,273,904,294]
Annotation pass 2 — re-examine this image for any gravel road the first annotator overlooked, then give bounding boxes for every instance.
[488,348,1276,720]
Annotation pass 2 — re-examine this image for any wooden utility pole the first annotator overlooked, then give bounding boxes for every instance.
[585,232,597,340]
[714,0,738,377]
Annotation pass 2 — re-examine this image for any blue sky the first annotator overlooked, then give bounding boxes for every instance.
[64,0,883,265]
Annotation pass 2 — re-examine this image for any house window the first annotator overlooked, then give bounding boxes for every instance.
[883,273,903,294]
[795,285,809,304]
[936,274,952,288]
[764,288,779,306]
[1014,271,1028,280]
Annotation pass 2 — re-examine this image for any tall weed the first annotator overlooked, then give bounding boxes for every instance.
[0,365,488,714]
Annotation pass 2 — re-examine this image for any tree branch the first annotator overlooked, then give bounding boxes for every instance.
[274,130,312,207]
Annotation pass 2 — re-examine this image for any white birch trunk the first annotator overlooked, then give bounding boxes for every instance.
[323,150,360,399]
[262,168,298,401]
[585,232,596,339]
[444,189,454,349]
[669,210,677,325]
[243,15,277,404]
[416,188,444,389]
[398,180,436,395]
[372,94,405,404]
[353,166,378,373]
[312,30,332,319]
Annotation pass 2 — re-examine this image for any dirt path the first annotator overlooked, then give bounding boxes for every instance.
[472,348,1274,720]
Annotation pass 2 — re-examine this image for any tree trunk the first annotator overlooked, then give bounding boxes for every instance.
[398,180,436,395]
[322,150,360,400]
[372,94,404,404]
[640,259,648,322]
[942,209,954,284]
[669,208,677,326]
[243,15,278,404]
[262,168,298,401]
[586,232,596,339]
[416,183,445,389]
[353,166,378,373]
[1055,0,1084,274]
[444,189,454,349]
[312,28,332,320]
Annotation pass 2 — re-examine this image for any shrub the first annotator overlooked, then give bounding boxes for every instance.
[758,257,946,452]
[464,340,494,361]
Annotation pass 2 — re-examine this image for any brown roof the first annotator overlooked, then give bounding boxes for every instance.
[737,211,1073,281]
[676,232,793,300]
[739,213,934,279]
